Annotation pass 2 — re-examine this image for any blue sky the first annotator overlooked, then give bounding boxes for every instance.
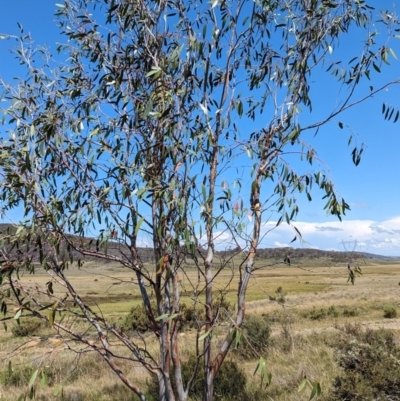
[1,1,400,256]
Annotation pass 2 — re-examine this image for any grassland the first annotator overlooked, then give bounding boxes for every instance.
[1,257,400,400]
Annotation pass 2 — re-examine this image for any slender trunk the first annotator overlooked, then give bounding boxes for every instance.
[171,270,186,401]
[151,188,173,400]
[158,371,168,401]
[206,179,262,387]
[203,134,218,401]
[137,271,159,335]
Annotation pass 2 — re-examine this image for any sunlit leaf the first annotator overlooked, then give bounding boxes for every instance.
[298,377,307,392]
[28,369,39,387]
[199,330,212,341]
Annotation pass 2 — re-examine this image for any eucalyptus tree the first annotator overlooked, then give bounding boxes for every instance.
[0,0,399,400]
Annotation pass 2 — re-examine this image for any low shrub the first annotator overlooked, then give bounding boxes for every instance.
[235,314,271,359]
[306,305,339,320]
[0,364,34,386]
[121,302,157,332]
[11,319,43,337]
[342,307,359,317]
[308,308,327,320]
[181,298,234,330]
[279,321,294,353]
[268,286,286,304]
[383,305,397,319]
[328,324,400,401]
[146,356,247,400]
[328,305,339,317]
[122,299,234,333]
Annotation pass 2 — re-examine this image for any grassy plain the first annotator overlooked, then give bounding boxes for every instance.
[1,257,400,400]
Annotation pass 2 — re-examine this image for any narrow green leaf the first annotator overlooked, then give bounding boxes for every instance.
[309,382,321,400]
[143,99,153,117]
[347,135,352,146]
[199,102,208,116]
[246,147,253,159]
[265,372,272,387]
[202,184,207,201]
[146,66,162,77]
[134,217,145,235]
[388,108,395,121]
[234,329,241,349]
[168,313,179,322]
[199,329,212,341]
[298,377,307,392]
[155,313,169,321]
[53,384,63,396]
[28,369,39,387]
[236,100,243,117]
[14,309,22,319]
[40,371,48,388]
[389,47,398,60]
[253,356,266,376]
[372,63,381,73]
[136,187,146,199]
[49,309,55,326]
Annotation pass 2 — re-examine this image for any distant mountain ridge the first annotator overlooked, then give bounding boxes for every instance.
[221,246,397,262]
[0,224,397,265]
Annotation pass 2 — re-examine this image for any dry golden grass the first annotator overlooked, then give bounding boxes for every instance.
[1,259,399,400]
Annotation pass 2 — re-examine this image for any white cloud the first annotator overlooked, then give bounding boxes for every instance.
[350,202,369,209]
[274,241,290,248]
[141,216,400,256]
[257,216,400,256]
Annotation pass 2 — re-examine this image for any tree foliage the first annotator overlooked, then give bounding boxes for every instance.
[0,0,399,400]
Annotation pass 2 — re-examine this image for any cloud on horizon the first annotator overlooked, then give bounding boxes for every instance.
[139,216,400,257]
[315,226,343,232]
[201,216,400,256]
[350,202,369,209]
[258,216,400,256]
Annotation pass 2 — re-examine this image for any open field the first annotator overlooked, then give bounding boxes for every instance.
[1,258,400,400]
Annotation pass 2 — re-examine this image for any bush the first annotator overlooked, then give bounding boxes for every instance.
[268,286,286,304]
[383,305,397,319]
[122,299,234,333]
[235,314,271,360]
[11,319,43,337]
[328,305,339,317]
[308,307,327,320]
[122,302,157,332]
[180,298,234,330]
[328,324,400,401]
[146,356,247,400]
[342,307,359,317]
[305,305,339,320]
[0,364,34,386]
